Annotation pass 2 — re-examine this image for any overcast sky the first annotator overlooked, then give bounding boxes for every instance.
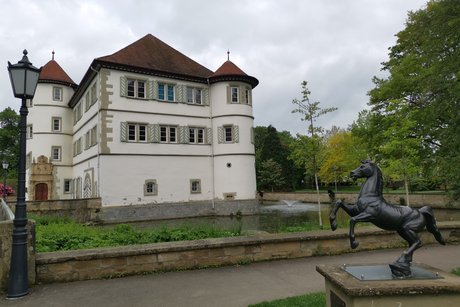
[0,0,427,135]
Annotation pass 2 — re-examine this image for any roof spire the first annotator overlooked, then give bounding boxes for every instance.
[227,49,230,61]
[52,50,55,60]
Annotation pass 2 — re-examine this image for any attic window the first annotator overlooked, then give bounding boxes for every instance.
[53,87,63,101]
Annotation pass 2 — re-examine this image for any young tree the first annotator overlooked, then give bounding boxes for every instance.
[292,81,337,226]
[0,107,20,180]
[258,159,286,192]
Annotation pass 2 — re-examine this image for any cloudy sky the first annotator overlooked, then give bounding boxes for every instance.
[0,0,427,135]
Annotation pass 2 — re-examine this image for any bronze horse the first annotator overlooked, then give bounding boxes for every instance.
[329,160,445,277]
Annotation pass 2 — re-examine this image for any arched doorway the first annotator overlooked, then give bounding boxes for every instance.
[35,183,48,200]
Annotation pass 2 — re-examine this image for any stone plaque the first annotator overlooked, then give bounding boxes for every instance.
[330,290,346,307]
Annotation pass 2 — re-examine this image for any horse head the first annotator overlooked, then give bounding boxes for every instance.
[350,160,376,179]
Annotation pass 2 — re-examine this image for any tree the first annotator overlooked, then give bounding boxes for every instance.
[258,159,286,192]
[0,107,20,181]
[368,0,460,198]
[292,81,337,226]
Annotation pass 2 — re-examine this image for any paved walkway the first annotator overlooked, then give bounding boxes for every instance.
[2,244,459,307]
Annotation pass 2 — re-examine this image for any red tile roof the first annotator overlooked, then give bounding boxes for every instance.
[96,34,213,79]
[39,59,76,87]
[210,60,258,88]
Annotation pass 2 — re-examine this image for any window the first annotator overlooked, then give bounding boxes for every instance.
[53,87,63,101]
[74,102,83,124]
[90,83,97,104]
[218,125,239,144]
[128,123,147,142]
[189,127,205,144]
[26,125,33,139]
[52,117,62,132]
[186,87,202,104]
[160,125,177,143]
[90,125,97,147]
[224,126,233,142]
[144,179,158,196]
[190,179,201,194]
[51,146,62,161]
[127,79,146,99]
[245,88,251,104]
[158,83,175,101]
[64,179,72,194]
[85,92,90,111]
[73,138,82,156]
[231,87,239,103]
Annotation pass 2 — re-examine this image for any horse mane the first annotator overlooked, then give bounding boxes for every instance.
[362,160,384,196]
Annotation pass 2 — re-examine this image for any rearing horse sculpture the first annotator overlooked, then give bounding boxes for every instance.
[329,160,445,277]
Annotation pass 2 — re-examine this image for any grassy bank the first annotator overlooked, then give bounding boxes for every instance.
[32,215,243,253]
[248,292,325,307]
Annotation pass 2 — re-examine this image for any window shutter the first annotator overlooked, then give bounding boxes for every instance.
[206,128,213,144]
[120,76,127,97]
[177,85,185,102]
[233,125,239,143]
[218,126,224,144]
[239,86,244,104]
[179,126,189,144]
[250,127,255,144]
[147,81,154,99]
[153,81,158,99]
[120,122,127,142]
[149,124,160,143]
[226,86,231,104]
[203,88,209,105]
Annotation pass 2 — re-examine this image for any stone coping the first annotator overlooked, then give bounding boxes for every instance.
[36,223,460,265]
[316,263,460,296]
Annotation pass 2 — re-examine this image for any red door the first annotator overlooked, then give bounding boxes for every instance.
[35,183,48,200]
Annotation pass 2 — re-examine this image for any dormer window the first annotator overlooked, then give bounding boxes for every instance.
[53,87,63,101]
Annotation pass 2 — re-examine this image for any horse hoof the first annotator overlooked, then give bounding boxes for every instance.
[330,221,337,231]
[351,241,359,249]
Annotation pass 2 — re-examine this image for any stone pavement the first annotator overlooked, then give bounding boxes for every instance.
[2,244,459,307]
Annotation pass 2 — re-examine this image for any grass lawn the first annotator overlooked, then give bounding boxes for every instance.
[248,292,325,307]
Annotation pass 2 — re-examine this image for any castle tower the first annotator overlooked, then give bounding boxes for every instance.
[209,59,259,200]
[26,53,77,200]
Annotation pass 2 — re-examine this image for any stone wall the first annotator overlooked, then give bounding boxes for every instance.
[262,192,457,208]
[0,220,36,291]
[35,222,460,283]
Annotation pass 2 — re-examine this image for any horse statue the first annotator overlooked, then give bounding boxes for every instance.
[329,160,445,278]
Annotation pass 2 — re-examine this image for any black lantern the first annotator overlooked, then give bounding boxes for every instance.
[7,49,41,299]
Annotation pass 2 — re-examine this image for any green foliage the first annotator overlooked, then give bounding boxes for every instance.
[452,268,460,276]
[0,107,19,182]
[366,0,460,198]
[33,215,243,253]
[258,159,286,192]
[249,292,325,307]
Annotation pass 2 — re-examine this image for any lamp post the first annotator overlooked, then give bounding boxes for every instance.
[2,161,8,199]
[7,50,41,298]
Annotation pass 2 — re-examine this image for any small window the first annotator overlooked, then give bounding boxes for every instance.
[53,87,63,101]
[64,179,72,193]
[190,179,201,194]
[51,146,62,162]
[52,117,62,132]
[189,127,205,144]
[186,87,202,104]
[245,88,251,105]
[127,79,145,99]
[127,123,147,142]
[144,179,158,196]
[224,126,233,143]
[158,83,175,101]
[160,126,177,143]
[231,87,239,103]
[26,125,33,139]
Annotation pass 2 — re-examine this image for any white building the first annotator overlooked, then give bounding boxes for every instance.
[26,34,259,208]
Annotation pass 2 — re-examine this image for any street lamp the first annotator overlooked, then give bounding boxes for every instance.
[2,161,8,199]
[7,50,41,298]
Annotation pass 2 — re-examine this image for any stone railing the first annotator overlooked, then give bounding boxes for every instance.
[35,222,460,284]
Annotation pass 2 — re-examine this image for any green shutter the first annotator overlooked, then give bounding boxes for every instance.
[203,88,209,105]
[179,126,189,144]
[206,128,212,144]
[218,126,224,144]
[152,124,160,143]
[147,81,154,99]
[226,86,231,104]
[177,85,185,102]
[239,86,243,104]
[153,81,158,99]
[120,122,127,142]
[120,76,127,97]
[250,127,255,144]
[233,125,239,143]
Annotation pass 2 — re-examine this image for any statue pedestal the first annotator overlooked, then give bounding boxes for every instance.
[316,263,460,307]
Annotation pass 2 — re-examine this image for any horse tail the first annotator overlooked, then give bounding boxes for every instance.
[420,206,446,245]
